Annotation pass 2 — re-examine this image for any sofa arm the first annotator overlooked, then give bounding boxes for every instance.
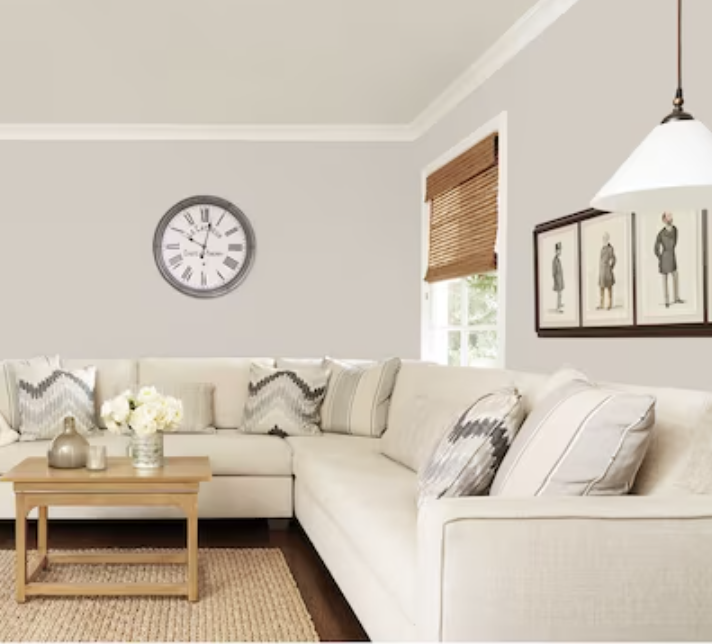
[417,496,712,641]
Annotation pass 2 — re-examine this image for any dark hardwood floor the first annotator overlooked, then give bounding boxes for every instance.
[0,518,369,642]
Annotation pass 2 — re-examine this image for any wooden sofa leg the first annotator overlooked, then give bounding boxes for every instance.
[268,518,291,531]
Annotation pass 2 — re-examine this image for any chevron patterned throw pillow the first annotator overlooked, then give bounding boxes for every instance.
[15,363,97,441]
[242,364,329,436]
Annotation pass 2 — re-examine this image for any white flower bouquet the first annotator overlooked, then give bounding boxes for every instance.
[100,386,183,436]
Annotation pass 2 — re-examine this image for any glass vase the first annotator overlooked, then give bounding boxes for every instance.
[128,431,164,469]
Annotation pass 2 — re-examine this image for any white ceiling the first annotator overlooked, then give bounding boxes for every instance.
[0,0,538,126]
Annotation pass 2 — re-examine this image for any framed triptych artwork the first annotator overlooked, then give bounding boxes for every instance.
[534,208,710,337]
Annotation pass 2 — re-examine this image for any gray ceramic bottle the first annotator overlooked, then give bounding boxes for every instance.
[48,417,89,469]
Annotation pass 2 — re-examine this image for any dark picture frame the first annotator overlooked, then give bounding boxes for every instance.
[534,208,710,337]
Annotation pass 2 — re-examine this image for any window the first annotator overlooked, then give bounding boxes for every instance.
[422,128,501,368]
[426,273,498,367]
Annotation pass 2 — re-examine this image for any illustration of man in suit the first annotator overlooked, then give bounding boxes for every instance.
[598,232,616,310]
[552,242,564,312]
[654,212,683,308]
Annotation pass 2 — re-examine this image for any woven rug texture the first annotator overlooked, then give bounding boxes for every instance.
[0,548,319,642]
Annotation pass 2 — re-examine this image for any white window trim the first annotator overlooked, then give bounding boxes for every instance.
[420,111,508,368]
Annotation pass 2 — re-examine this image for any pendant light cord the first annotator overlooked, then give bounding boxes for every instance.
[664,0,692,121]
[674,0,683,110]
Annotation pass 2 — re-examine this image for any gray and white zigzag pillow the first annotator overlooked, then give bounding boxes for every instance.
[16,363,97,442]
[418,387,524,507]
[242,364,329,436]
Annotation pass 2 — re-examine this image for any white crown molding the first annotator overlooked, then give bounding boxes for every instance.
[408,0,581,138]
[0,0,578,142]
[0,123,417,142]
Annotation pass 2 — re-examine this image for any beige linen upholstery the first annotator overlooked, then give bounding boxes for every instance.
[380,395,465,472]
[138,358,273,428]
[289,435,417,627]
[419,496,712,641]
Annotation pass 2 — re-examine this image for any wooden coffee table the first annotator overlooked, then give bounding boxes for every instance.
[0,456,211,603]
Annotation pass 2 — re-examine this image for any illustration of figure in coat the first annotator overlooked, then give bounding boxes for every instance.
[598,232,616,310]
[654,212,683,307]
[552,242,564,312]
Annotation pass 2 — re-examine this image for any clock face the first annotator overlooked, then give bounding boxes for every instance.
[154,196,256,298]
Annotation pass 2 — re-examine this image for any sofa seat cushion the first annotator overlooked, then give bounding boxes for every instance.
[288,435,418,622]
[0,431,293,477]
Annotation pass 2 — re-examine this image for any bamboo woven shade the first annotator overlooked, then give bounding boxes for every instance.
[424,134,499,283]
[425,133,498,202]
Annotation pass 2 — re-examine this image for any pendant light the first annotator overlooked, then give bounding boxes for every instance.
[590,0,712,213]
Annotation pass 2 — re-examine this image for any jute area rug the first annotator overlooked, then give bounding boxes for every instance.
[0,548,319,642]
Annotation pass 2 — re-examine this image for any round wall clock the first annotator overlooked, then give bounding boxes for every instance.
[153,195,256,298]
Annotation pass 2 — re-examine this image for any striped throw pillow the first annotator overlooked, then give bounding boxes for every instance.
[320,357,401,437]
[490,379,656,496]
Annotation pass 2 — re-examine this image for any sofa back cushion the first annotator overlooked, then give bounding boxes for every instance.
[138,358,274,429]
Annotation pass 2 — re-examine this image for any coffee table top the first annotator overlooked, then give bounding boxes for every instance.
[0,457,212,484]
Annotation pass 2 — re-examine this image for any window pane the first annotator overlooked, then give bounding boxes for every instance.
[448,331,462,366]
[447,281,462,325]
[467,273,497,326]
[468,331,498,364]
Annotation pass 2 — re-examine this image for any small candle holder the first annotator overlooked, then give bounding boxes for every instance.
[86,445,107,471]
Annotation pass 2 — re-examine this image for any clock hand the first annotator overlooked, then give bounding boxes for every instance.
[177,232,203,248]
[200,222,212,259]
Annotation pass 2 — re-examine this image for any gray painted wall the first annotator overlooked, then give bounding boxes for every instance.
[3,0,712,391]
[412,0,712,391]
[0,141,420,359]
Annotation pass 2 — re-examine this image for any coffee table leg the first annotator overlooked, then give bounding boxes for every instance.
[15,494,26,603]
[38,506,48,569]
[187,496,198,602]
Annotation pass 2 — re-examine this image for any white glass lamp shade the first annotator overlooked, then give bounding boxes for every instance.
[591,118,712,212]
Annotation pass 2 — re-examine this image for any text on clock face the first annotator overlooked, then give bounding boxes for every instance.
[159,205,249,291]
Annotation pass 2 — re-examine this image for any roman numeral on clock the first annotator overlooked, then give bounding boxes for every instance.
[184,212,195,226]
[201,207,210,223]
[165,243,180,251]
[169,254,183,267]
[228,243,243,252]
[216,212,226,227]
[225,227,239,237]
[201,271,207,287]
[224,257,238,270]
[181,266,193,282]
[217,270,226,282]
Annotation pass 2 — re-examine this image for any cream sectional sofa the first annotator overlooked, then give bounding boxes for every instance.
[1,357,712,642]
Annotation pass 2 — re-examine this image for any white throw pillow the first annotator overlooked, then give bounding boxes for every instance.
[418,387,525,507]
[490,379,656,496]
[380,395,467,473]
[242,364,329,436]
[319,357,401,437]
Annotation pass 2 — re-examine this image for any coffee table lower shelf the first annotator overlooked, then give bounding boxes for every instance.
[24,550,192,599]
